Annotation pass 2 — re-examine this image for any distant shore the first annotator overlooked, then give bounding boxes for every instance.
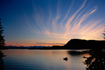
[5,39,105,49]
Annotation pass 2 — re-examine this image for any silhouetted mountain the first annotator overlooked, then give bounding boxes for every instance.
[52,39,105,49]
[64,39,105,49]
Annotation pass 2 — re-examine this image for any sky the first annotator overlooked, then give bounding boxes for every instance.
[0,0,105,46]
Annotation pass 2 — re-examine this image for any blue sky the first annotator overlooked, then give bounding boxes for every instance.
[0,0,105,46]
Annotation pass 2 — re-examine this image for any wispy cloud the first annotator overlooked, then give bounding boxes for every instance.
[51,0,61,32]
[5,0,105,47]
[60,0,74,33]
[23,0,104,42]
[71,7,97,32]
[43,0,104,40]
[65,0,87,33]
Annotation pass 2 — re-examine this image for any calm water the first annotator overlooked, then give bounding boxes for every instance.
[1,49,89,70]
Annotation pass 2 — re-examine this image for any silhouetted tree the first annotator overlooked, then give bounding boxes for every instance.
[103,30,105,40]
[84,49,105,70]
[0,51,4,70]
[0,19,5,49]
[0,19,5,70]
[103,23,105,40]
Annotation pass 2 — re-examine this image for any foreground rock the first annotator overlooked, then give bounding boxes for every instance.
[63,57,68,61]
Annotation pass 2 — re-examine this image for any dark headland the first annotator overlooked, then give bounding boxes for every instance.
[51,39,105,49]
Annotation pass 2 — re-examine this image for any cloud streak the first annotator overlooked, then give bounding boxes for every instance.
[43,0,104,40]
[21,0,105,46]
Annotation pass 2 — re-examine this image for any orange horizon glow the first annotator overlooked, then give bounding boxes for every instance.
[5,42,64,47]
[5,37,104,47]
[1,0,105,47]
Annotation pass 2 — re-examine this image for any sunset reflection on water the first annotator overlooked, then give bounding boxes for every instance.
[2,49,86,70]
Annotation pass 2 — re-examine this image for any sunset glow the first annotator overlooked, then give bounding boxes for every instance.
[1,0,105,46]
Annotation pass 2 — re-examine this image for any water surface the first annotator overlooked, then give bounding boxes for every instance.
[2,49,88,70]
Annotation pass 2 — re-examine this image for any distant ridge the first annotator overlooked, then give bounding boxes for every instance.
[5,39,105,49]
